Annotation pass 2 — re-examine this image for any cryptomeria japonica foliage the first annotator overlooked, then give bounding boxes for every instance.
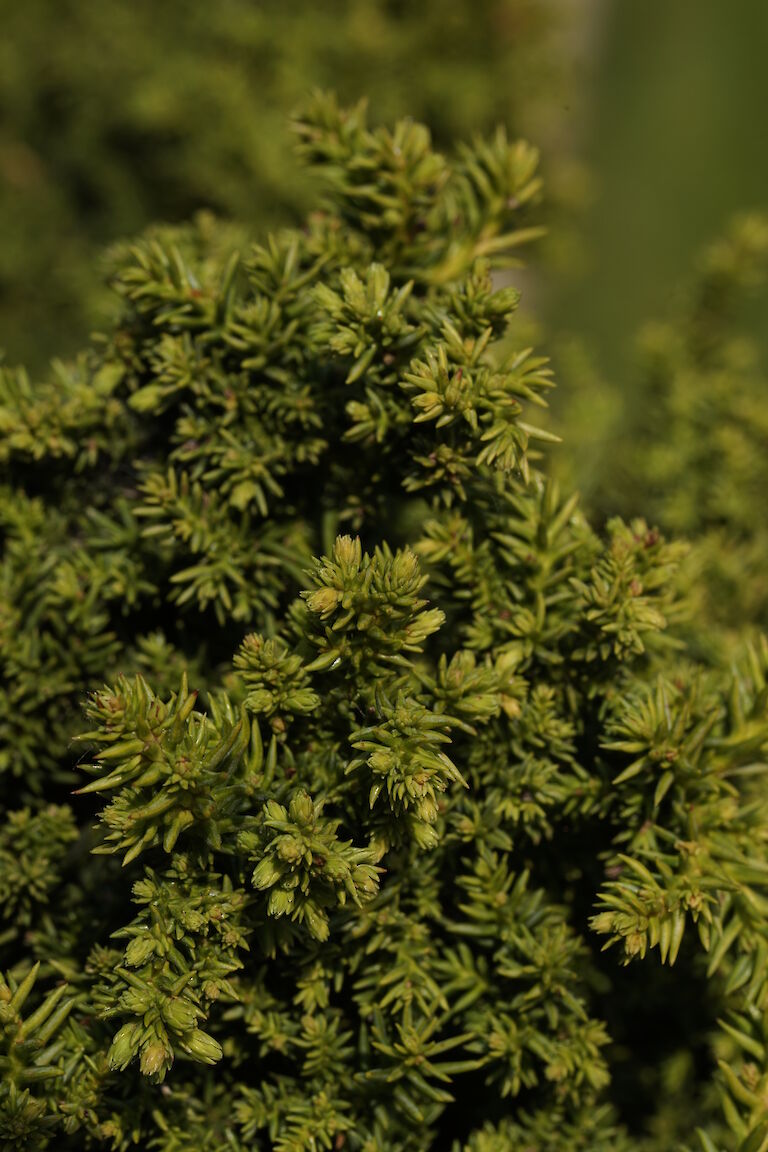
[1,96,768,1152]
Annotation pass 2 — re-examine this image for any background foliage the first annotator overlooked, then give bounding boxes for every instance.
[0,0,571,371]
[553,212,768,652]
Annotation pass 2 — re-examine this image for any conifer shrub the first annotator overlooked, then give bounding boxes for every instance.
[2,97,768,1152]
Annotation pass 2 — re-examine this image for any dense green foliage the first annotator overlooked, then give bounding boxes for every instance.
[2,99,768,1152]
[0,0,561,370]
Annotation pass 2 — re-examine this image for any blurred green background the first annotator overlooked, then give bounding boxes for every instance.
[0,0,564,370]
[549,0,768,381]
[1,0,766,383]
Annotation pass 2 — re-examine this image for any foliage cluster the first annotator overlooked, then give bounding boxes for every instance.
[1,98,768,1152]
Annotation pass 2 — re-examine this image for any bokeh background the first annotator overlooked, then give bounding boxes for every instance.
[2,0,767,455]
[550,0,768,377]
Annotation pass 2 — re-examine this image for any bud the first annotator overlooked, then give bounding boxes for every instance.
[162,996,199,1033]
[124,936,156,968]
[181,1028,223,1065]
[303,903,330,942]
[411,820,439,851]
[306,587,341,618]
[368,750,394,774]
[626,932,645,957]
[181,909,205,932]
[417,796,439,825]
[413,390,441,412]
[333,535,361,568]
[121,988,152,1015]
[239,632,264,660]
[323,855,349,882]
[276,834,303,863]
[263,799,288,822]
[353,865,380,899]
[268,888,294,917]
[108,1021,142,1071]
[246,687,272,713]
[140,1038,173,1079]
[238,830,259,854]
[289,790,314,827]
[391,548,419,590]
[252,856,284,890]
[293,688,321,713]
